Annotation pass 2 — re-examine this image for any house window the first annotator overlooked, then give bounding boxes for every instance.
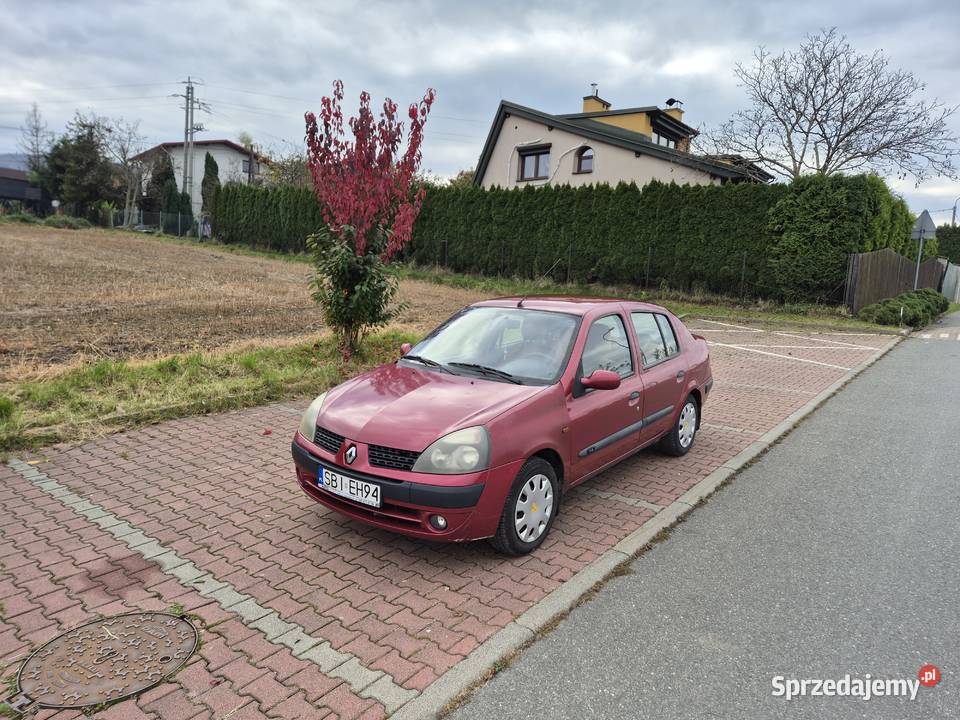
[575,147,594,173]
[242,159,261,174]
[517,146,550,181]
[652,132,676,149]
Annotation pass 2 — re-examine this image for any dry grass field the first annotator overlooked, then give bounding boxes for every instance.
[0,224,485,381]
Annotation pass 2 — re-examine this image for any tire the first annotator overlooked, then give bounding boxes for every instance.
[490,457,559,556]
[659,394,699,457]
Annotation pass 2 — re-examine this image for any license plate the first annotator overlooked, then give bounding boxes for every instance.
[318,467,381,508]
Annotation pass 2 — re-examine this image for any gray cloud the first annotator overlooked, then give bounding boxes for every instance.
[2,0,959,215]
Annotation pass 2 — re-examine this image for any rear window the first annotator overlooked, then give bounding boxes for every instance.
[631,312,676,367]
[655,314,680,357]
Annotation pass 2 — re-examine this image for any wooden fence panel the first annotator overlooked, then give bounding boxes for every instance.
[844,248,945,313]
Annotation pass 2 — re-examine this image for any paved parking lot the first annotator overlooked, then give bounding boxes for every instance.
[0,323,897,719]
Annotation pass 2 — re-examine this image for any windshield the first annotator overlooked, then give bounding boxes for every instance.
[405,306,579,385]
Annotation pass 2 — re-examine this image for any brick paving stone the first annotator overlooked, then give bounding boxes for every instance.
[0,327,890,720]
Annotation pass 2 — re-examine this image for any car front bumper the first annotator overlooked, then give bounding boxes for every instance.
[291,435,521,541]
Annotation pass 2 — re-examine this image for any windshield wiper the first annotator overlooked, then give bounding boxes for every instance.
[401,354,453,373]
[448,362,523,384]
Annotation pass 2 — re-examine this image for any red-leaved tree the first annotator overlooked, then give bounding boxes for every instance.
[305,81,435,357]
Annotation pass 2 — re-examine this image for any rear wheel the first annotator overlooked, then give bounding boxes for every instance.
[490,458,558,556]
[660,394,698,456]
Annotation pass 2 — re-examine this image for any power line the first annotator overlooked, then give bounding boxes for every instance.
[20,81,180,93]
[204,83,313,103]
[0,95,177,107]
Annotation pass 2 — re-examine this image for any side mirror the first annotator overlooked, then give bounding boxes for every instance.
[400,342,413,356]
[580,369,621,390]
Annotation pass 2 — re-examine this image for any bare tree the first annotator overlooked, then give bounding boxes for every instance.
[264,142,309,187]
[18,103,51,173]
[706,28,958,183]
[79,113,152,227]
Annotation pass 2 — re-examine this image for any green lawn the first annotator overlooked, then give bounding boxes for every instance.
[395,266,899,333]
[0,330,416,454]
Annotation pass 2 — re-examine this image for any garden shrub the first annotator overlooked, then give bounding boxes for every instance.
[858,288,949,327]
[1,212,40,224]
[42,215,92,230]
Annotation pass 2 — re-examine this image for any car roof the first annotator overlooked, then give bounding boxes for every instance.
[473,296,669,316]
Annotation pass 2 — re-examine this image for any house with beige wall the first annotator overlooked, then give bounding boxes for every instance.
[474,92,771,189]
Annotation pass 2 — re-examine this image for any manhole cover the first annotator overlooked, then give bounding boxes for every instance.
[14,612,198,710]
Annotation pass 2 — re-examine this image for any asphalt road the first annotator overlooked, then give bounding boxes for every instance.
[453,313,960,720]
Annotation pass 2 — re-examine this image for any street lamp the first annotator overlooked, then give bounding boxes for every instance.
[952,195,960,227]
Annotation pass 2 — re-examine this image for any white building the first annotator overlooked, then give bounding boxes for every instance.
[474,93,772,189]
[136,139,266,215]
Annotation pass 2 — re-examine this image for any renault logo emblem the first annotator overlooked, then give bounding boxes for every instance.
[345,445,357,464]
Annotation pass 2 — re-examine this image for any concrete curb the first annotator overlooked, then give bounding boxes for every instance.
[390,333,903,719]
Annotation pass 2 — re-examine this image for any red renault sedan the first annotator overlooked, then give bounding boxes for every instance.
[292,297,712,555]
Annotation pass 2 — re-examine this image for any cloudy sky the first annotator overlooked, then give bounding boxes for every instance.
[2,0,959,218]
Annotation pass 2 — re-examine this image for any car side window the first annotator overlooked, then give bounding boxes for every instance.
[631,312,668,367]
[655,314,680,357]
[581,315,633,379]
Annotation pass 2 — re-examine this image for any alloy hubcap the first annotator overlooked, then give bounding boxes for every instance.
[678,401,697,448]
[515,474,553,543]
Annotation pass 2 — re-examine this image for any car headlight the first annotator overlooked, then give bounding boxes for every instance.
[412,426,490,475]
[298,392,328,440]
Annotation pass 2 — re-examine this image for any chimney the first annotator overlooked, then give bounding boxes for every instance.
[582,84,611,113]
[664,97,684,121]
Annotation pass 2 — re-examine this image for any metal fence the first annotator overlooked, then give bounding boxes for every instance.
[942,262,960,303]
[843,248,946,313]
[110,209,212,239]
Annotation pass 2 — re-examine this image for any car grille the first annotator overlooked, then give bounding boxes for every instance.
[314,426,345,455]
[368,444,421,471]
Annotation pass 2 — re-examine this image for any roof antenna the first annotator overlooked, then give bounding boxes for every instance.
[517,297,525,307]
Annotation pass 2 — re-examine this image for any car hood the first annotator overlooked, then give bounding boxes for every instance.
[319,363,545,450]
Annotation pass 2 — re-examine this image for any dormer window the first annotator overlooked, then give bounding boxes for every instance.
[652,132,676,149]
[575,147,594,173]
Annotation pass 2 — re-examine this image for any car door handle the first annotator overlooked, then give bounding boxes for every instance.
[676,370,685,381]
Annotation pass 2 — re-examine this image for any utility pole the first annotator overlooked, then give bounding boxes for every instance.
[172,77,208,210]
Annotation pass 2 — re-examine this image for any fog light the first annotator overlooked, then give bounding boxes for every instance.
[429,514,448,530]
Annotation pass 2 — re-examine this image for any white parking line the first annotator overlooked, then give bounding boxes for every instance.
[940,333,950,339]
[694,319,764,332]
[920,333,932,339]
[770,331,869,349]
[708,342,852,370]
[732,344,875,350]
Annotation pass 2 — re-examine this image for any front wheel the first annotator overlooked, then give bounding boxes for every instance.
[490,458,558,556]
[660,394,699,456]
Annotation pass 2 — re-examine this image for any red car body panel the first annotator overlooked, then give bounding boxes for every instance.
[292,297,712,542]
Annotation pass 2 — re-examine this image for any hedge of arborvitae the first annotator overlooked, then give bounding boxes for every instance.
[411,175,914,301]
[937,225,960,264]
[213,182,323,253]
[211,173,915,301]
